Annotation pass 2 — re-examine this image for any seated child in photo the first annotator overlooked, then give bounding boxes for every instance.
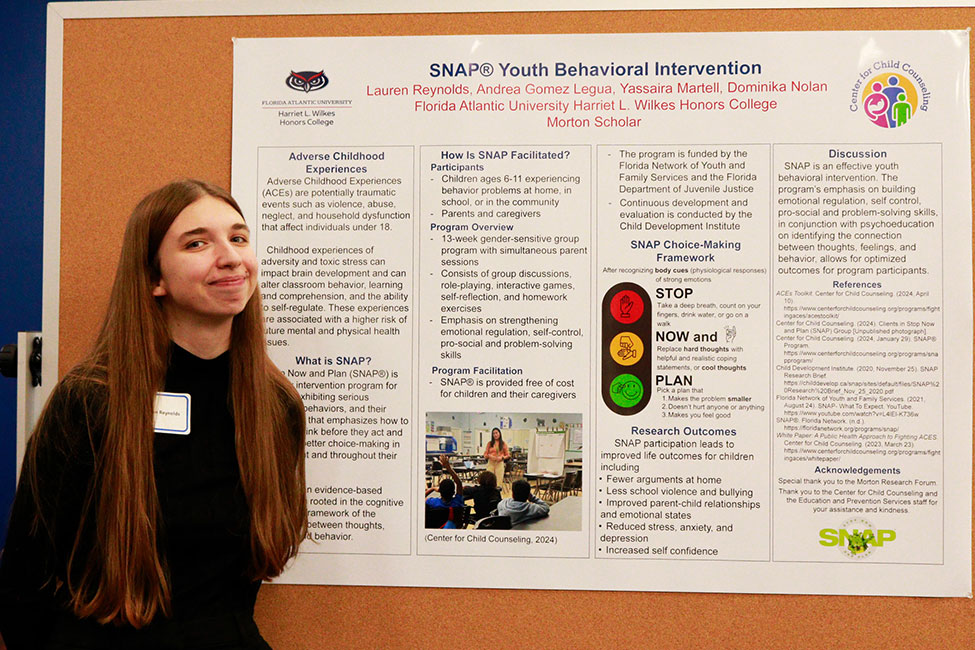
[497,479,549,525]
[425,455,466,528]
[463,470,502,519]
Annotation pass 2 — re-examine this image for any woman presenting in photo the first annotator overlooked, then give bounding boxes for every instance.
[0,180,306,650]
[483,427,510,487]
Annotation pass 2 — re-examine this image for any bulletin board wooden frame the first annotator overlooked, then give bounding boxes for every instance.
[44,2,974,648]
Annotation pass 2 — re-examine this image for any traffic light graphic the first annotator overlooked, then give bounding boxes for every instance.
[602,283,652,415]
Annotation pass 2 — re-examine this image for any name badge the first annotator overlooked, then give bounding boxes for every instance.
[154,392,191,434]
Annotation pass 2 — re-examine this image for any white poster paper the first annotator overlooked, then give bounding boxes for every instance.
[232,31,971,596]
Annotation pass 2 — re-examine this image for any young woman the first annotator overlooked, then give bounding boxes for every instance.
[0,180,306,649]
[483,427,510,487]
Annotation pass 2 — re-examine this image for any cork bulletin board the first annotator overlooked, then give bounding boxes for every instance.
[48,4,974,648]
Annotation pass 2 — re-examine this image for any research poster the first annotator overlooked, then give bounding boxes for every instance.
[231,31,972,596]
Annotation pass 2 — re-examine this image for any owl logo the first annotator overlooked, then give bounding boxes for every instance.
[286,70,328,93]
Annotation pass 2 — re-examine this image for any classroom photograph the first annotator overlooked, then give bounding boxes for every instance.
[423,412,583,531]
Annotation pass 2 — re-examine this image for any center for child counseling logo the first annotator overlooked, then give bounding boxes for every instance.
[850,60,930,128]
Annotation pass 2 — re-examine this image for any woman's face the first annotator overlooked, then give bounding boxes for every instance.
[152,195,257,328]
[493,429,501,440]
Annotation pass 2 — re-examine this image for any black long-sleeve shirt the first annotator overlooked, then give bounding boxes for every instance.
[0,345,259,648]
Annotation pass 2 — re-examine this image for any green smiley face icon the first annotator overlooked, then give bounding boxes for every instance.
[609,374,644,408]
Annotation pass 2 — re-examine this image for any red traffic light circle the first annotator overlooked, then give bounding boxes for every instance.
[609,289,644,324]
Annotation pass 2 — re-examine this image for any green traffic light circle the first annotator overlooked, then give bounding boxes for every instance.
[609,373,644,408]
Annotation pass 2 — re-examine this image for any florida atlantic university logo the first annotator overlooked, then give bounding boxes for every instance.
[286,70,328,92]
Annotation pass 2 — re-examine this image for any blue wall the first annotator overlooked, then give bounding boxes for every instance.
[0,2,46,545]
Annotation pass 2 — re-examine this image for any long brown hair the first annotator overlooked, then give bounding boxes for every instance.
[25,179,306,627]
[487,427,506,452]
